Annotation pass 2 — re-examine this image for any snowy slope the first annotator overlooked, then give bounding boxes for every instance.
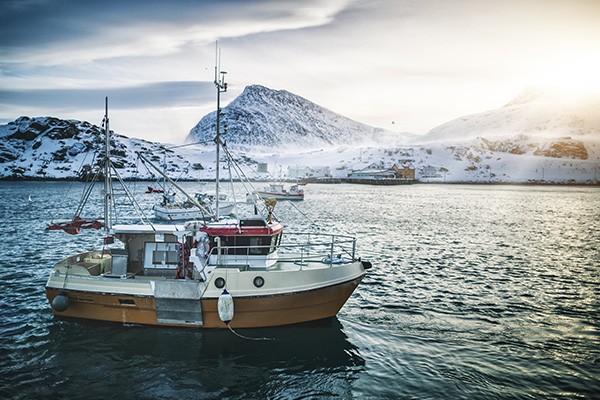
[1,86,599,183]
[398,87,600,183]
[0,116,204,180]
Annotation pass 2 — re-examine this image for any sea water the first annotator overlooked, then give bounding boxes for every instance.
[0,181,598,399]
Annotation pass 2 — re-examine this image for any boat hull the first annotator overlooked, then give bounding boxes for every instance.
[154,204,235,221]
[45,275,363,328]
[153,205,207,221]
[153,203,236,220]
[256,192,304,201]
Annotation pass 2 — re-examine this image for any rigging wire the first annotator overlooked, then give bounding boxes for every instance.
[72,170,99,218]
[164,140,213,150]
[109,163,154,227]
[32,122,90,221]
[219,145,321,228]
[135,152,211,225]
[136,155,168,193]
[219,145,266,215]
[282,198,319,230]
[226,154,238,209]
[48,143,99,222]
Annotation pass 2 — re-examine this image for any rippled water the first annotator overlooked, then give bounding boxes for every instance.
[1,181,599,399]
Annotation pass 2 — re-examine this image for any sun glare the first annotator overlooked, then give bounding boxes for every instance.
[531,58,600,94]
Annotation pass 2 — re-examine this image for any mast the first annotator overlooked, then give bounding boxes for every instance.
[103,97,112,233]
[214,43,227,219]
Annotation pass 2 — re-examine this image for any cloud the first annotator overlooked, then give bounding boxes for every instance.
[2,0,600,142]
[0,81,214,110]
[0,0,349,65]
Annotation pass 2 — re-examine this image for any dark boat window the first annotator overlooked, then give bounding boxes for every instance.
[216,235,274,255]
[249,237,262,254]
[148,242,179,266]
[239,219,267,227]
[152,249,179,265]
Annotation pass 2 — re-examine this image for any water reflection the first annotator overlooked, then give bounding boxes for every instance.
[43,317,364,399]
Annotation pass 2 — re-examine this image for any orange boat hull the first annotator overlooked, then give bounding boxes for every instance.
[45,276,363,329]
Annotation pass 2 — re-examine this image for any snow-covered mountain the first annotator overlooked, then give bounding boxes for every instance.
[187,85,404,149]
[1,86,599,183]
[402,87,600,182]
[420,87,600,145]
[0,116,201,180]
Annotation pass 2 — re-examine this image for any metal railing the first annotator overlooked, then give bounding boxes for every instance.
[208,232,357,268]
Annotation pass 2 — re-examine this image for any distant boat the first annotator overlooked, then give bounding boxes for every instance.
[251,183,304,201]
[345,164,415,185]
[343,177,414,185]
[153,191,236,221]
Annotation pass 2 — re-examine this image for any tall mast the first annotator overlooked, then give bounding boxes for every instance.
[103,97,112,232]
[214,43,227,219]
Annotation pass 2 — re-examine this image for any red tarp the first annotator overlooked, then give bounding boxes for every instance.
[47,216,104,235]
[145,186,164,193]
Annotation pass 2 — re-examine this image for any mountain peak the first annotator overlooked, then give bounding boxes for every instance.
[240,84,284,97]
[503,86,548,107]
[503,85,600,108]
[186,84,379,150]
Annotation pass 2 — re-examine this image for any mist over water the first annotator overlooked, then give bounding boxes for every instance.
[1,182,598,399]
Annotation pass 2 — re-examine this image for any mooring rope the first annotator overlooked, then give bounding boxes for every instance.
[226,323,275,341]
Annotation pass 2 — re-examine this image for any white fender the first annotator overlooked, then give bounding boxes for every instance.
[217,289,234,324]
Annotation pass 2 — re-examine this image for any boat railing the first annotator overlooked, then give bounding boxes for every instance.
[208,232,357,268]
[280,232,357,263]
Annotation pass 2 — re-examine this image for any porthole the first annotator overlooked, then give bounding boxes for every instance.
[253,276,265,288]
[214,277,226,289]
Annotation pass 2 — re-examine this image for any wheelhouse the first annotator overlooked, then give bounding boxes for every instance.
[201,217,284,269]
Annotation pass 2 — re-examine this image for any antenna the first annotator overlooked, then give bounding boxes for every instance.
[103,97,112,232]
[214,42,218,85]
[214,42,228,219]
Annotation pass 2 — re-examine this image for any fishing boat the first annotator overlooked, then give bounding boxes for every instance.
[252,183,305,201]
[45,61,370,329]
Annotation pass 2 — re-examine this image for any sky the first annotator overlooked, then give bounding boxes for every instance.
[1,0,600,144]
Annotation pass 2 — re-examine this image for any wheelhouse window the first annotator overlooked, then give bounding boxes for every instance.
[144,242,179,269]
[215,235,275,255]
[153,249,178,265]
[249,237,262,255]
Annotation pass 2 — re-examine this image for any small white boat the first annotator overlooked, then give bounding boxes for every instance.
[153,192,236,221]
[196,192,236,217]
[253,183,304,201]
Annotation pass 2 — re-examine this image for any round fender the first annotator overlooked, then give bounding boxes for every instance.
[52,292,70,312]
[217,289,234,324]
